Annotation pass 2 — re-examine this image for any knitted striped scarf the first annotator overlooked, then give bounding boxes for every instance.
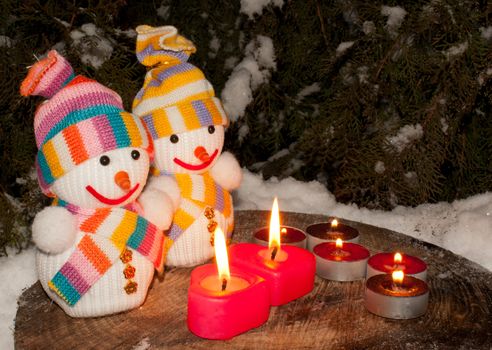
[159,172,233,245]
[48,199,164,306]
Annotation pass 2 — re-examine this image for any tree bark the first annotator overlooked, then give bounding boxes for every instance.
[15,210,492,349]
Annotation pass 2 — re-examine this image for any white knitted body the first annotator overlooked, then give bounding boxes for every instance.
[149,126,241,266]
[33,147,167,317]
[24,52,171,318]
[36,233,154,318]
[166,209,233,267]
[130,27,243,268]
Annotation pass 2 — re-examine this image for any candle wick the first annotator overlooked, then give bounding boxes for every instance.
[391,281,403,292]
[221,278,227,291]
[271,246,278,261]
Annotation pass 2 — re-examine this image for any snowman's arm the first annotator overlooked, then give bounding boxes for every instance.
[138,188,175,231]
[144,175,181,210]
[32,206,77,254]
[210,151,242,191]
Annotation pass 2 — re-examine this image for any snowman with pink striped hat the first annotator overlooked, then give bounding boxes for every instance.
[132,26,242,267]
[21,51,175,317]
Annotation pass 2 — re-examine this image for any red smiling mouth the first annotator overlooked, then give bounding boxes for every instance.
[173,149,219,171]
[86,183,140,205]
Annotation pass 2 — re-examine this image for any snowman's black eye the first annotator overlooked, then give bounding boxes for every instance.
[170,134,179,143]
[99,155,110,166]
[131,150,140,160]
[208,125,215,134]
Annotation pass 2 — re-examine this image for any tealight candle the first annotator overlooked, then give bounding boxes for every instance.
[306,219,360,251]
[187,228,270,340]
[367,252,427,281]
[230,198,315,306]
[313,239,370,281]
[365,270,429,319]
[253,226,307,249]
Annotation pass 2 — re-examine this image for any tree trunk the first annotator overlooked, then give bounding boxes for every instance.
[15,210,492,349]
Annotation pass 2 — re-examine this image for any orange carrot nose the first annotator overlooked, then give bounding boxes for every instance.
[194,146,210,162]
[115,171,131,191]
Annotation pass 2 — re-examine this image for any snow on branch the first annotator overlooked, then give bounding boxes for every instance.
[443,41,468,61]
[381,5,407,38]
[70,24,114,69]
[221,35,277,122]
[387,124,423,152]
[240,0,285,18]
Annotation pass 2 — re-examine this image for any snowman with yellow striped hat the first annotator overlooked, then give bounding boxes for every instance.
[133,25,242,267]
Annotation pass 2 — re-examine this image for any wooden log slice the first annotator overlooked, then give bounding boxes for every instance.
[15,210,492,349]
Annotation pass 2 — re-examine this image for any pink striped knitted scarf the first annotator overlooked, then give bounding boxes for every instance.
[48,199,164,306]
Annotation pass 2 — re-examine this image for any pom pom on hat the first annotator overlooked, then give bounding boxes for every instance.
[20,51,74,98]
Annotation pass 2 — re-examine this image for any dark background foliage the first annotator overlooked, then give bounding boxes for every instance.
[0,0,491,254]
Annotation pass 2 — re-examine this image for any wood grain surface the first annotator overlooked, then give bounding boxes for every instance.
[15,210,492,349]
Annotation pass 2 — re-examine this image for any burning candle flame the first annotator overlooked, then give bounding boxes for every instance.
[214,227,230,289]
[392,270,404,285]
[269,198,281,258]
[394,252,403,264]
[336,238,343,249]
[331,219,338,228]
[281,227,287,234]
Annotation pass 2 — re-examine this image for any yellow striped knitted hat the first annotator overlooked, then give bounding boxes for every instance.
[132,25,228,139]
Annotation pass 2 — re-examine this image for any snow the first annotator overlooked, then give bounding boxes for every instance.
[235,170,492,271]
[221,68,253,121]
[70,23,114,69]
[53,17,70,28]
[268,148,290,161]
[336,41,354,57]
[343,7,359,26]
[157,3,170,20]
[0,35,12,48]
[443,41,468,60]
[245,35,276,71]
[0,248,37,350]
[480,26,492,40]
[295,83,321,103]
[240,0,284,18]
[362,21,376,35]
[221,35,276,121]
[1,169,492,348]
[374,161,385,174]
[208,29,221,59]
[440,117,449,134]
[224,56,239,70]
[381,5,407,38]
[478,68,492,86]
[238,124,250,142]
[114,28,137,38]
[386,123,424,152]
[357,66,369,84]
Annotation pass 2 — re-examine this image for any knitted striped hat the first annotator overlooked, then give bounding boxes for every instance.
[21,50,151,196]
[132,25,228,140]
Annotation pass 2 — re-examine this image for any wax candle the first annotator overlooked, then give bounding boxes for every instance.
[253,225,307,249]
[229,243,315,306]
[367,252,427,281]
[306,219,360,251]
[187,228,270,339]
[365,271,429,319]
[230,198,315,306]
[313,239,370,281]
